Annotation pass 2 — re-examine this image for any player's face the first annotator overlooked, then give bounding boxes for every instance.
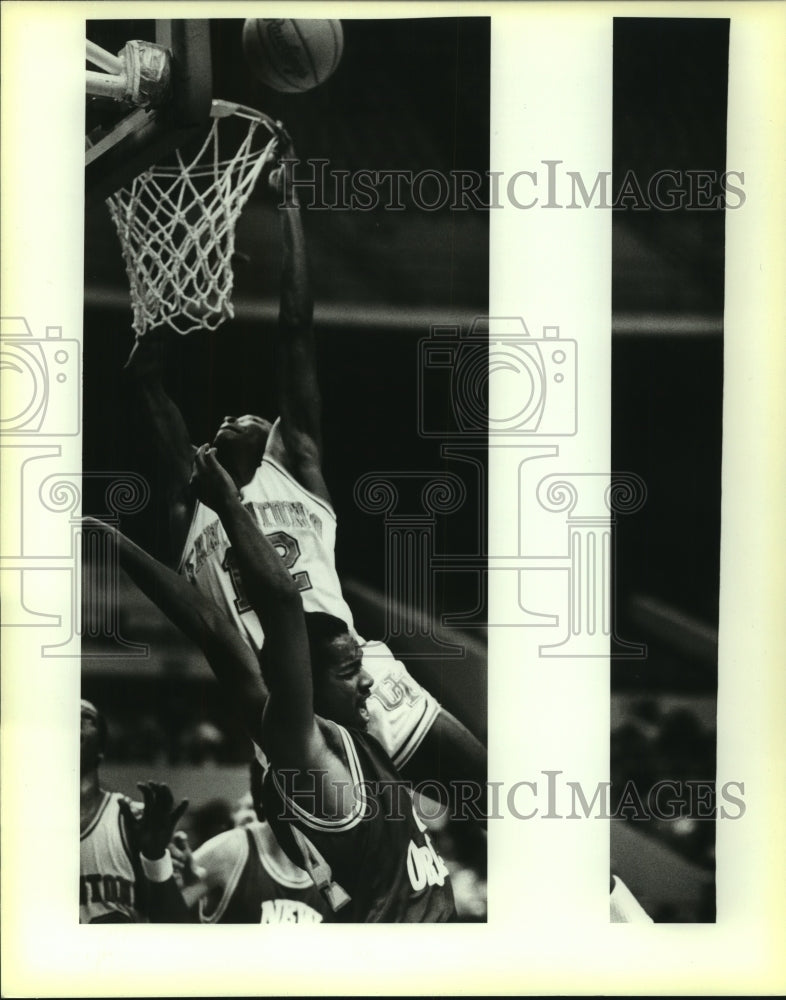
[80,700,103,773]
[313,635,374,730]
[212,414,271,465]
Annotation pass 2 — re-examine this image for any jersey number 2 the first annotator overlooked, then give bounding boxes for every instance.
[222,532,312,614]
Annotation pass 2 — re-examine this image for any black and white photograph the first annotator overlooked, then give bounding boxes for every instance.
[609,16,728,923]
[1,1,785,995]
[80,14,490,926]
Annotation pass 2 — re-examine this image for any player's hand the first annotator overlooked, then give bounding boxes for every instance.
[169,831,207,890]
[119,781,189,861]
[268,121,298,204]
[123,329,166,382]
[190,444,239,513]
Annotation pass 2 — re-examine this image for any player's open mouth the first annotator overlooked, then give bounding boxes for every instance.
[357,701,369,723]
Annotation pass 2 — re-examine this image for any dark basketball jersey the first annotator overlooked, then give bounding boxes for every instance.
[197,822,327,924]
[261,722,456,923]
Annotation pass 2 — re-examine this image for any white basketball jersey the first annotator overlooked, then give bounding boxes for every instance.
[80,792,143,923]
[361,639,441,770]
[179,428,439,764]
[179,452,354,651]
[610,875,653,923]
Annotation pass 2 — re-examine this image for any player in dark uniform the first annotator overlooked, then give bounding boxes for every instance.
[125,773,330,923]
[186,818,328,924]
[85,453,456,921]
[257,621,454,922]
[161,763,329,924]
[188,445,455,921]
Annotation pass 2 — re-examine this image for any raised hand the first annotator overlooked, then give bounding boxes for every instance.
[119,781,188,861]
[268,121,299,204]
[123,328,167,382]
[169,830,207,889]
[189,444,239,513]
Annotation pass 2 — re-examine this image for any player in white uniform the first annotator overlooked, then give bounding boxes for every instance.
[126,128,484,783]
[610,873,654,923]
[79,699,144,922]
[80,700,191,923]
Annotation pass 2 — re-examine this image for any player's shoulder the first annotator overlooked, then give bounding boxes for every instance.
[193,825,250,880]
[261,420,334,510]
[315,716,349,756]
[610,874,654,923]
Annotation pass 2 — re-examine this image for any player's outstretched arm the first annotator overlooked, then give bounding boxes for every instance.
[119,781,190,923]
[83,517,268,744]
[190,445,316,751]
[266,128,330,504]
[401,709,488,822]
[191,446,353,817]
[123,330,196,560]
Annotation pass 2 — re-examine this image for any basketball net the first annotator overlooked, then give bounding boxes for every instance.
[106,101,278,337]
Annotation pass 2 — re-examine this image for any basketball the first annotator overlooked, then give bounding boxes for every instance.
[242,19,344,93]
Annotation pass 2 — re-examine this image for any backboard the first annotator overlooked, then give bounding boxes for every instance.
[85,20,213,203]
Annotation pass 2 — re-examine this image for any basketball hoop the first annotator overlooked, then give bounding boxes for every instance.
[105,100,279,338]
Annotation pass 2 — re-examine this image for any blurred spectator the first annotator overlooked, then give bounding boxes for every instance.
[184,798,234,852]
[180,721,226,765]
[611,691,717,921]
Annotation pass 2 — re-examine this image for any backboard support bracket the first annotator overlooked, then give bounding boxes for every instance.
[85,20,212,204]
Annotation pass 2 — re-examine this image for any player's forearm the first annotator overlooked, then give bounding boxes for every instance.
[214,496,316,731]
[132,380,194,488]
[216,494,302,611]
[146,877,192,922]
[402,709,488,823]
[278,201,313,333]
[124,335,194,483]
[110,523,204,632]
[276,205,322,451]
[104,518,268,725]
[140,852,191,923]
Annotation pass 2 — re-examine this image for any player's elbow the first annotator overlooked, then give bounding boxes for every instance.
[240,566,302,621]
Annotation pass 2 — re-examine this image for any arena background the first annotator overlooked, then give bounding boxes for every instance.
[81,16,725,922]
[610,18,726,922]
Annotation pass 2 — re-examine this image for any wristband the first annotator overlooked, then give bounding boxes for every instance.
[140,850,173,883]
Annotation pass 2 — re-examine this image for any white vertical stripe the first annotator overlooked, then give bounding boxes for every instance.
[489,9,612,928]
